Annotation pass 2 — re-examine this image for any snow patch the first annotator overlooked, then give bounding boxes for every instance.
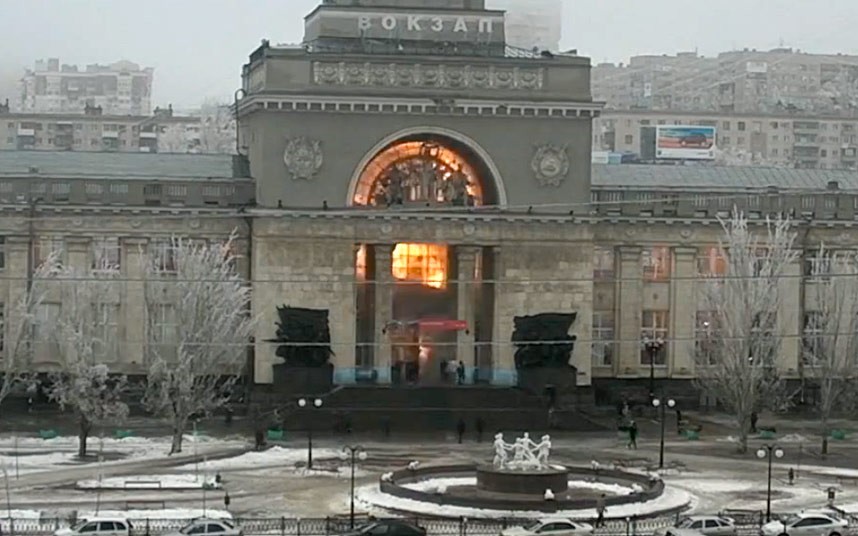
[180,446,339,471]
[401,477,636,497]
[77,474,221,490]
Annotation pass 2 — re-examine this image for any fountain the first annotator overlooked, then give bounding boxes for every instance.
[478,432,569,494]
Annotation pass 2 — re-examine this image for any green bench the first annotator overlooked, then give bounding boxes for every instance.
[267,428,284,441]
[39,429,58,440]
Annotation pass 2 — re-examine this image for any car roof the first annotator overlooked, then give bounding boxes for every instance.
[537,519,579,524]
[81,518,129,523]
[793,513,835,519]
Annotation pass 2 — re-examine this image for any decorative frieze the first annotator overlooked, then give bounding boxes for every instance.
[313,61,544,91]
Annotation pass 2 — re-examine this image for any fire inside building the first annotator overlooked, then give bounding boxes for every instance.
[2,0,855,427]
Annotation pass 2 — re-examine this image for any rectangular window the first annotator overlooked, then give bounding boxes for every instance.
[642,246,671,281]
[151,238,178,273]
[150,304,178,361]
[0,302,5,353]
[697,246,727,275]
[804,250,832,282]
[92,237,121,271]
[738,121,746,131]
[34,303,61,342]
[33,236,65,268]
[640,310,669,365]
[0,237,5,270]
[722,121,731,130]
[624,134,634,145]
[593,247,615,281]
[695,311,718,365]
[802,311,823,366]
[592,312,614,366]
[94,303,120,359]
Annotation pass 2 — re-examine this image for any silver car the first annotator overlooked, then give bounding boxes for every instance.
[655,516,737,536]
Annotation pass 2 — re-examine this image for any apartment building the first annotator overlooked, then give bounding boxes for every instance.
[594,109,858,170]
[593,48,858,117]
[17,58,154,116]
[0,107,234,154]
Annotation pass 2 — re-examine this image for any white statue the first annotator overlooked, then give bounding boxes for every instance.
[493,432,554,471]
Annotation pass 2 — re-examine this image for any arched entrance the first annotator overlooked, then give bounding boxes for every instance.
[351,129,501,384]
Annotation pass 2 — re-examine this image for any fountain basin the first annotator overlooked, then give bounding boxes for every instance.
[477,465,569,494]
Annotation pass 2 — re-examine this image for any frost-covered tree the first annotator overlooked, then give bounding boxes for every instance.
[695,210,799,453]
[142,234,254,454]
[802,246,858,454]
[157,124,190,153]
[196,102,235,155]
[0,254,58,412]
[44,256,128,458]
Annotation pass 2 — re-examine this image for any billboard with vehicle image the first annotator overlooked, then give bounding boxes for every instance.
[656,125,716,160]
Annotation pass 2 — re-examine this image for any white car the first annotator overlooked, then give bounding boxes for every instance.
[655,516,737,536]
[54,519,131,536]
[500,519,594,536]
[760,513,848,536]
[163,519,243,536]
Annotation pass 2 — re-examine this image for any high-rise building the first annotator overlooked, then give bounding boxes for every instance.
[17,58,154,116]
[488,0,562,52]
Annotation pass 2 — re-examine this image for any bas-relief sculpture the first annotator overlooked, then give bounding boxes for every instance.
[283,137,324,181]
[531,144,570,187]
[493,432,553,471]
[313,61,544,91]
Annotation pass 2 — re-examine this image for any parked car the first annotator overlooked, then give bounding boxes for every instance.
[760,513,848,536]
[500,518,594,536]
[54,518,132,536]
[655,516,737,536]
[162,519,243,536]
[342,520,426,536]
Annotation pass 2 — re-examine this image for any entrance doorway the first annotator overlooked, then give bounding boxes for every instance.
[387,319,467,385]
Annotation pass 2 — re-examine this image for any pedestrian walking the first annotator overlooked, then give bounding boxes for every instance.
[595,493,607,527]
[475,417,485,443]
[457,361,466,385]
[456,418,466,444]
[628,421,638,450]
[750,412,759,433]
[675,408,682,434]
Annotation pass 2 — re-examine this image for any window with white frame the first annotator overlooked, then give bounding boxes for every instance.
[33,236,65,268]
[33,303,60,343]
[640,310,669,365]
[697,246,727,275]
[593,247,615,281]
[151,238,178,273]
[642,247,671,281]
[804,250,832,282]
[0,302,5,353]
[802,311,824,366]
[92,237,121,271]
[592,311,614,366]
[0,237,5,270]
[94,303,119,359]
[149,304,178,360]
[695,311,719,365]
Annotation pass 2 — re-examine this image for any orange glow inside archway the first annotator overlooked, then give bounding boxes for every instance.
[392,243,448,289]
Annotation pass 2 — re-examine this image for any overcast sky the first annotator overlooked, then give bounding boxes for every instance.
[1,0,857,110]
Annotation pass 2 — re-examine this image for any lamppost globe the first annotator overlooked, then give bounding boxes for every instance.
[667,399,676,408]
[339,450,348,461]
[756,449,767,459]
[774,448,785,459]
[358,451,368,461]
[314,398,323,408]
[298,398,307,408]
[652,398,661,408]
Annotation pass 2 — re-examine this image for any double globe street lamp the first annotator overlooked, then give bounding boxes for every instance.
[643,337,665,401]
[757,444,784,522]
[341,445,368,529]
[652,397,675,469]
[298,397,323,469]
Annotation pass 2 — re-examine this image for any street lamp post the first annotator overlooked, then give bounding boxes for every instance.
[756,444,784,522]
[340,445,368,529]
[652,397,676,469]
[298,397,323,469]
[643,337,665,401]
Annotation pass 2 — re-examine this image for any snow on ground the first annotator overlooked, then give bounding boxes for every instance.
[291,466,370,479]
[400,477,636,496]
[77,474,221,490]
[181,446,340,471]
[354,482,691,519]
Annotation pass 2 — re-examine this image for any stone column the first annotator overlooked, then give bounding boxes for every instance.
[6,237,29,364]
[491,246,516,386]
[616,246,643,376]
[671,247,697,376]
[777,256,802,375]
[124,238,147,373]
[456,246,479,384]
[373,244,393,384]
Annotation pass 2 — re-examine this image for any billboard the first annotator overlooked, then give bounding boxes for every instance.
[655,125,716,160]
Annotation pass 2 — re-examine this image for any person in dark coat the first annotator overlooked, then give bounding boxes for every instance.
[628,421,638,450]
[595,494,607,527]
[456,418,466,444]
[750,412,759,433]
[457,361,466,385]
[475,417,485,443]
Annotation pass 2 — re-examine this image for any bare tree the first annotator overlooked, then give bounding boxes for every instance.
[0,254,58,412]
[695,210,799,453]
[142,234,254,454]
[44,256,128,458]
[157,124,190,154]
[196,102,235,155]
[802,246,858,454]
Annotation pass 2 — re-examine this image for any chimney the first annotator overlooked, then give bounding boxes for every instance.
[827,180,839,191]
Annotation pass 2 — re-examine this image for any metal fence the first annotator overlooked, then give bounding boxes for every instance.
[0,511,831,536]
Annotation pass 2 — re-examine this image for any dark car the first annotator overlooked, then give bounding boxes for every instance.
[678,133,712,148]
[343,521,426,536]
